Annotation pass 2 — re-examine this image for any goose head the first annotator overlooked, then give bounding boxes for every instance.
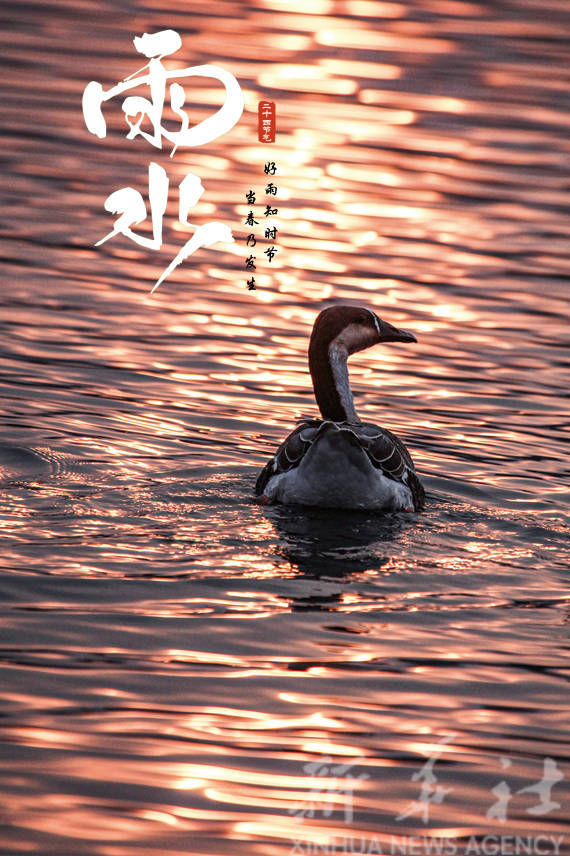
[308,305,417,423]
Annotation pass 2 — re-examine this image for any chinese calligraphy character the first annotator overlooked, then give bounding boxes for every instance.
[486,757,564,823]
[96,161,169,250]
[94,161,233,293]
[258,101,275,143]
[519,758,564,815]
[288,757,369,824]
[486,759,513,823]
[397,734,455,824]
[82,29,244,157]
[152,221,233,293]
[247,277,256,290]
[97,164,205,249]
[242,161,280,290]
[84,30,242,293]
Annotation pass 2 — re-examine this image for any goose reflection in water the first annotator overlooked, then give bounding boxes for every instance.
[261,503,414,580]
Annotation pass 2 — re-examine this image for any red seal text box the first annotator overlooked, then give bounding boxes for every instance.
[258,101,275,143]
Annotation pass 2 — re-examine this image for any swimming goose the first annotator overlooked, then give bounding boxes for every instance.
[255,305,424,511]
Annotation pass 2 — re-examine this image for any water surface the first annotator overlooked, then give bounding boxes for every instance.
[0,0,568,853]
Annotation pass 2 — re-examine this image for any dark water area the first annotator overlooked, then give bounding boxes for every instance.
[0,0,569,853]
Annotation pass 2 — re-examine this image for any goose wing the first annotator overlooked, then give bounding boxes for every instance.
[255,420,321,496]
[357,423,425,511]
[256,420,425,510]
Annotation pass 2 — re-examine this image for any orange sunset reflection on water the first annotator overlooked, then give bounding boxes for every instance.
[0,0,569,853]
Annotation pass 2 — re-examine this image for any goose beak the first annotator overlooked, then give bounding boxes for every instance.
[395,328,417,343]
[376,319,418,344]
